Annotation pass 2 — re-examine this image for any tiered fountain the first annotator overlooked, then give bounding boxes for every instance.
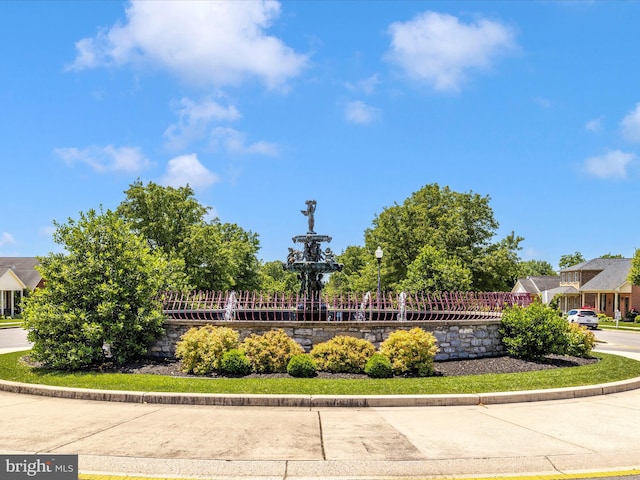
[283,200,343,320]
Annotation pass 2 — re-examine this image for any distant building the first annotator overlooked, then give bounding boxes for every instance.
[550,258,639,317]
[511,275,560,304]
[0,257,42,316]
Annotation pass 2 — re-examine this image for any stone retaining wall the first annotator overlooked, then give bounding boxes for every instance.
[149,318,505,361]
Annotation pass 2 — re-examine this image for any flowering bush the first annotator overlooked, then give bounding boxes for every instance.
[310,336,375,373]
[241,329,304,373]
[175,326,239,375]
[379,327,439,376]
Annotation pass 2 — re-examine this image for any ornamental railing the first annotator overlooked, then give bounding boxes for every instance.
[161,291,534,322]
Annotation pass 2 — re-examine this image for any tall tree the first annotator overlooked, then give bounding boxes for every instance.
[116,180,209,256]
[117,180,261,291]
[362,184,522,292]
[22,209,188,370]
[558,252,586,269]
[518,259,556,277]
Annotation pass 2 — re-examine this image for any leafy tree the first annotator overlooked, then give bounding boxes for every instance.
[325,245,378,294]
[558,252,585,269]
[181,222,261,291]
[362,184,522,292]
[117,180,261,291]
[117,180,209,256]
[22,209,188,370]
[518,259,556,277]
[401,245,472,292]
[600,253,624,259]
[629,248,640,286]
[259,260,298,293]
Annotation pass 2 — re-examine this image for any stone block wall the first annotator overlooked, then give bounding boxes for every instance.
[149,318,505,361]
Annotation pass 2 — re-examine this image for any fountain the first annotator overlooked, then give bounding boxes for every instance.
[283,200,343,320]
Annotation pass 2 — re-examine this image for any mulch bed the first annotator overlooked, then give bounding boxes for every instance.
[89,354,598,379]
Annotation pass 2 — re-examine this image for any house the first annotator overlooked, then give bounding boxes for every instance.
[0,257,43,317]
[511,275,560,304]
[550,258,639,317]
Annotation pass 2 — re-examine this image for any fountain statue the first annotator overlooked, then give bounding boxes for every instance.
[283,200,343,320]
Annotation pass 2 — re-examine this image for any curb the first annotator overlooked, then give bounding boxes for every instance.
[1,375,640,407]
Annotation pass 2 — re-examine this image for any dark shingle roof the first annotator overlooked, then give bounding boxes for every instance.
[0,257,42,289]
[581,259,632,291]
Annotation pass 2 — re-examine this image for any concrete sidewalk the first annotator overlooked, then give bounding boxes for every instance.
[1,385,640,479]
[0,348,639,479]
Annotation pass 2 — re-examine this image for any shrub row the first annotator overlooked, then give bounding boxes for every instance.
[175,327,439,378]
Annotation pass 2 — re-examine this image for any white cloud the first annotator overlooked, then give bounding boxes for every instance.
[385,11,516,92]
[210,127,279,156]
[345,101,381,125]
[585,116,603,133]
[583,150,636,179]
[164,97,242,150]
[160,154,220,190]
[55,145,151,173]
[345,74,380,95]
[0,232,16,247]
[621,103,640,142]
[39,226,56,237]
[67,1,307,89]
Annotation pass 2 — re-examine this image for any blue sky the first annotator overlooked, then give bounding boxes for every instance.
[2,1,640,269]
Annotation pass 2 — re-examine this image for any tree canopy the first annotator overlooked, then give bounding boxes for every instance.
[117,180,261,291]
[558,252,585,269]
[328,184,523,293]
[518,259,556,277]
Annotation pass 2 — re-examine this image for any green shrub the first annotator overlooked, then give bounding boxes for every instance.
[500,302,569,360]
[364,353,393,378]
[241,329,304,373]
[564,323,596,358]
[219,349,252,376]
[286,354,317,378]
[310,335,375,373]
[175,326,239,375]
[379,328,439,376]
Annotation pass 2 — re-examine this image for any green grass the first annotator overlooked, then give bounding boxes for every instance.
[600,320,640,330]
[1,350,639,395]
[0,318,22,329]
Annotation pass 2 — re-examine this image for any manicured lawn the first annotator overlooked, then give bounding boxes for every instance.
[1,350,639,395]
[0,318,22,329]
[600,320,640,331]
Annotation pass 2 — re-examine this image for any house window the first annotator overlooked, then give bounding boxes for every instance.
[600,294,607,312]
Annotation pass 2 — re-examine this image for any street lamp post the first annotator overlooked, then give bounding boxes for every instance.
[375,246,383,307]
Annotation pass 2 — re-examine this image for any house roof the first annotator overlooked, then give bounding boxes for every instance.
[0,257,42,289]
[513,275,560,294]
[560,257,628,273]
[546,285,579,296]
[580,259,632,292]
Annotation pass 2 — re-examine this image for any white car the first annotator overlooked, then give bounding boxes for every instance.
[566,309,599,329]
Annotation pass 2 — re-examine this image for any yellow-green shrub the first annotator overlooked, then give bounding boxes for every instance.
[379,327,439,376]
[175,326,239,375]
[565,323,596,358]
[310,335,375,373]
[241,329,304,373]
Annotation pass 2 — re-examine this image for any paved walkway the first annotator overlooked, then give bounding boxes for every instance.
[0,343,639,479]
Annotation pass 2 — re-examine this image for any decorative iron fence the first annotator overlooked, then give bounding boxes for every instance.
[161,291,534,322]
